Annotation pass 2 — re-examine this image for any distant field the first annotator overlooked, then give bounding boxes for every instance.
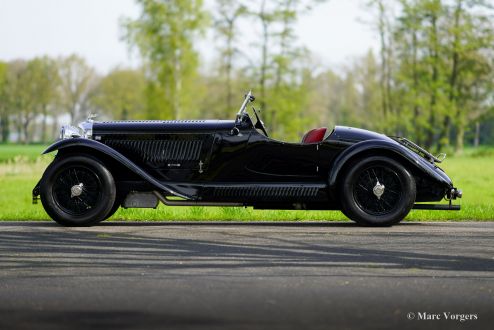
[0,144,492,222]
[0,144,47,162]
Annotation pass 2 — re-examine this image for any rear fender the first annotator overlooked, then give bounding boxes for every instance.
[328,139,452,191]
[42,138,192,199]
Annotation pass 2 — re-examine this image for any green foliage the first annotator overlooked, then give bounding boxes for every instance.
[2,58,60,143]
[0,61,9,142]
[379,0,494,151]
[212,0,248,117]
[25,57,61,142]
[0,0,493,150]
[58,54,97,123]
[123,0,209,119]
[91,68,146,120]
[244,0,328,140]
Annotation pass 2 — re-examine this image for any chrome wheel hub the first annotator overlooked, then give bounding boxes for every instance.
[372,180,385,200]
[70,183,84,198]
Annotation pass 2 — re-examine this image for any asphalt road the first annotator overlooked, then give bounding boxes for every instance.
[0,221,493,330]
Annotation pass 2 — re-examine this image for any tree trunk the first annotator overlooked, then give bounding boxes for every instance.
[16,114,22,143]
[41,105,48,143]
[275,0,293,90]
[70,103,77,124]
[378,1,388,123]
[455,124,464,154]
[0,115,9,142]
[173,49,182,119]
[474,121,480,148]
[259,0,268,121]
[438,0,462,151]
[52,114,60,139]
[22,116,31,145]
[386,20,394,132]
[225,19,234,115]
[122,107,129,120]
[425,12,439,150]
[411,28,421,145]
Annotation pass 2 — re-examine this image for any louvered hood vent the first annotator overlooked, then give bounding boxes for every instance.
[104,139,203,164]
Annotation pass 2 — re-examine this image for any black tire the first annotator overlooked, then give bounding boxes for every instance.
[104,193,125,220]
[340,156,416,226]
[40,155,116,226]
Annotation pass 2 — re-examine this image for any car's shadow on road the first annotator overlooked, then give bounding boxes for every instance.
[0,222,492,276]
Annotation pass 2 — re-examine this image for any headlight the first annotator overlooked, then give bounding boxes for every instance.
[60,125,81,140]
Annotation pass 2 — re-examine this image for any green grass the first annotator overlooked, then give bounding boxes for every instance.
[0,144,47,162]
[0,144,492,222]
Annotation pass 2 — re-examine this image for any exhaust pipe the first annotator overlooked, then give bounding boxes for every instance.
[153,191,243,207]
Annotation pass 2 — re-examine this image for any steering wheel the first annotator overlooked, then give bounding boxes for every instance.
[252,107,269,137]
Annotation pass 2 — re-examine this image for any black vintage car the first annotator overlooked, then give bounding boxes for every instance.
[33,91,461,226]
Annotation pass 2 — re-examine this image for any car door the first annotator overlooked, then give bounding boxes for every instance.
[206,129,320,182]
[243,133,320,181]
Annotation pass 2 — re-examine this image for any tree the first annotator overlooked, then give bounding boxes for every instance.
[445,0,494,153]
[248,0,327,136]
[1,58,61,143]
[356,50,383,131]
[370,0,494,151]
[91,68,146,120]
[0,61,9,142]
[213,0,247,115]
[123,0,209,119]
[58,55,97,124]
[3,60,36,143]
[27,57,60,142]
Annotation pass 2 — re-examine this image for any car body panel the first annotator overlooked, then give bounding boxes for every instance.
[327,139,452,188]
[42,138,192,199]
[39,113,458,210]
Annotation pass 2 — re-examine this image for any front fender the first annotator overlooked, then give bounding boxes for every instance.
[328,139,452,190]
[43,138,192,200]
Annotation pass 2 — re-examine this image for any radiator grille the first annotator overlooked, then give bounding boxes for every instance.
[105,139,203,163]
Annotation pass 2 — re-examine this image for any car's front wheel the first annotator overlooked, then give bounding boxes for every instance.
[340,156,416,226]
[40,155,116,226]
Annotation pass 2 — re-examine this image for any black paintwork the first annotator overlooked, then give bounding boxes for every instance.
[37,112,458,210]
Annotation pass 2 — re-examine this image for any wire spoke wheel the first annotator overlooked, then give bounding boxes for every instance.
[40,155,116,226]
[341,156,416,226]
[52,166,102,216]
[353,165,403,216]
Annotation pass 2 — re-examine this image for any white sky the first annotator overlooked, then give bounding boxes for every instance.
[0,0,378,74]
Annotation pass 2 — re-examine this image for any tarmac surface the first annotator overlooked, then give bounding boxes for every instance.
[0,221,493,330]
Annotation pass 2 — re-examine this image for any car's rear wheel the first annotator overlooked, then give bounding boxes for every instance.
[40,155,116,226]
[340,156,416,226]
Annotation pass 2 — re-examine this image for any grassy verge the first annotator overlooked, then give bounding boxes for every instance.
[0,144,492,222]
[0,144,47,163]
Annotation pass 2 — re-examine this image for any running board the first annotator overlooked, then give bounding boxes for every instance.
[413,203,461,210]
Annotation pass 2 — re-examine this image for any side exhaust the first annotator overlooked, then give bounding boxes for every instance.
[413,203,460,211]
[153,191,243,207]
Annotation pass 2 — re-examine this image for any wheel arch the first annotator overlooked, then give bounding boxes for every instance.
[328,139,451,195]
[55,146,136,181]
[42,138,191,199]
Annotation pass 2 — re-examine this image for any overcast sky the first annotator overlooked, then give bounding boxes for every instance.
[0,0,378,73]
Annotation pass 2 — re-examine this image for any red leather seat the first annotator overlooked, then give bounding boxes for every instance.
[301,127,327,144]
